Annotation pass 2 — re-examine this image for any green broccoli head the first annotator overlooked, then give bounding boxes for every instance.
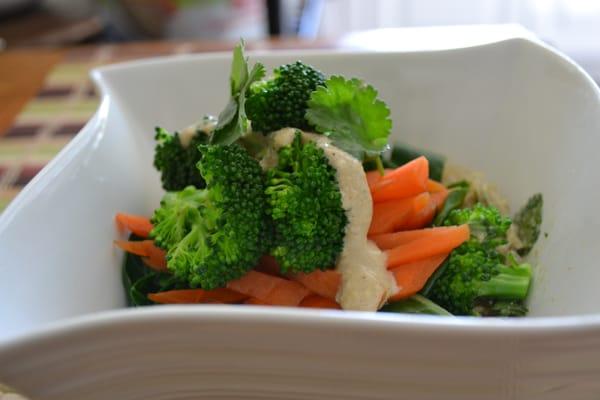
[246,61,325,133]
[150,144,269,289]
[153,127,208,191]
[265,131,347,273]
[430,205,532,316]
[444,204,511,249]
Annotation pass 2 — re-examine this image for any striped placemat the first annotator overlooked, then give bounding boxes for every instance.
[0,43,224,211]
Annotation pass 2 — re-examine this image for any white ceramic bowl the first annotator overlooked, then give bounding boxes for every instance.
[2,26,600,399]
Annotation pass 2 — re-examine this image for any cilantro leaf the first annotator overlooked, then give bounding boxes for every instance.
[305,75,392,158]
[211,41,266,145]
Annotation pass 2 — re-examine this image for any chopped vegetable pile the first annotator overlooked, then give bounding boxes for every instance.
[114,41,543,317]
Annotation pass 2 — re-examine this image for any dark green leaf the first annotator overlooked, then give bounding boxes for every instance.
[433,186,470,226]
[419,258,450,297]
[306,76,392,159]
[121,234,184,307]
[381,294,452,316]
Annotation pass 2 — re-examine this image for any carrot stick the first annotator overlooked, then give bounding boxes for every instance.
[290,270,341,301]
[114,240,155,257]
[370,157,429,202]
[385,224,470,268]
[368,192,430,235]
[245,297,268,305]
[299,294,341,309]
[426,179,446,193]
[115,213,153,238]
[115,239,168,272]
[370,225,470,250]
[227,270,310,306]
[402,196,437,230]
[388,253,448,301]
[427,180,449,212]
[141,254,168,272]
[365,169,393,189]
[148,288,247,304]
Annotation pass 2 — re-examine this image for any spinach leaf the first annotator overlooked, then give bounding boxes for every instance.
[121,234,184,306]
[381,294,452,316]
[433,184,470,226]
[419,258,450,297]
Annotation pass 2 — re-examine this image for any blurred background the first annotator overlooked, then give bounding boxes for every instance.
[2,0,600,73]
[1,0,600,210]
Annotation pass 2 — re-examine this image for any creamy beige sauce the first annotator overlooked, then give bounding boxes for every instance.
[179,115,217,147]
[266,128,392,311]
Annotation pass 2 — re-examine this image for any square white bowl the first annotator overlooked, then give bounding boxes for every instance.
[2,26,600,399]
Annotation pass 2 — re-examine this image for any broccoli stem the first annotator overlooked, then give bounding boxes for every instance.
[477,264,532,300]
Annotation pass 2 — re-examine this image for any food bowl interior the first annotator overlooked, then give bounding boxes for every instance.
[1,36,599,340]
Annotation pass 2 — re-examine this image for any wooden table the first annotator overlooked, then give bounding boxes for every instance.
[0,38,336,210]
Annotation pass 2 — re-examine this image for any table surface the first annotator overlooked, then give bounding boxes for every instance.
[0,38,337,211]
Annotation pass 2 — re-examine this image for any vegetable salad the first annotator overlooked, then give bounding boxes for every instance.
[114,41,543,316]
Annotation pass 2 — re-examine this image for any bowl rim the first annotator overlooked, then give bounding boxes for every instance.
[3,28,600,346]
[3,305,600,349]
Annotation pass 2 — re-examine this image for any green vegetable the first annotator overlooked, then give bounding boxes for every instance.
[443,204,512,250]
[122,234,184,306]
[381,294,452,316]
[150,144,270,289]
[246,61,326,133]
[265,131,347,273]
[153,127,208,191]
[211,41,266,145]
[513,193,543,256]
[428,205,532,316]
[419,258,450,297]
[306,75,392,159]
[433,184,470,226]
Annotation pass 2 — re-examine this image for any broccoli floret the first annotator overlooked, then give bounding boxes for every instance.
[265,132,347,273]
[246,61,325,133]
[150,144,269,289]
[444,204,511,249]
[429,205,532,316]
[153,127,208,191]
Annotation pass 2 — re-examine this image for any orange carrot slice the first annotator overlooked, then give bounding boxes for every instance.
[368,192,430,235]
[115,240,168,272]
[427,180,449,212]
[385,224,469,268]
[426,179,446,193]
[245,297,268,305]
[299,294,341,309]
[388,253,448,301]
[365,169,393,189]
[115,213,153,238]
[290,270,341,301]
[148,288,247,304]
[227,270,310,307]
[370,225,469,250]
[141,254,168,272]
[402,196,437,230]
[114,240,155,257]
[370,157,429,202]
